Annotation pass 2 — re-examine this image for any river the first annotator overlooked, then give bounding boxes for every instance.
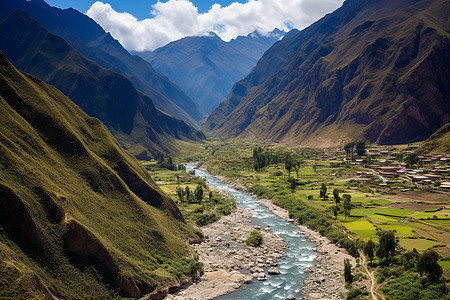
[186,164,317,300]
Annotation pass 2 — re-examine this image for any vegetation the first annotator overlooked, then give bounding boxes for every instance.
[246,231,263,247]
[364,239,375,262]
[377,231,397,260]
[344,258,353,284]
[142,160,236,227]
[181,139,450,299]
[0,53,202,299]
[418,123,450,154]
[418,250,443,282]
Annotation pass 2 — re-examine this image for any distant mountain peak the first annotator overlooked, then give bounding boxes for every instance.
[138,28,286,114]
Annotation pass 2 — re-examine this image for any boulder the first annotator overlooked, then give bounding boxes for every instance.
[257,276,266,281]
[268,267,280,275]
[243,276,253,284]
[286,295,296,300]
[250,267,264,273]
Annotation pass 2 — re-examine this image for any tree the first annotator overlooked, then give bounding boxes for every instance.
[176,187,185,202]
[312,164,317,174]
[344,258,353,283]
[402,250,418,270]
[209,191,213,201]
[344,142,356,160]
[343,194,352,220]
[285,154,293,177]
[355,141,366,157]
[185,186,190,202]
[333,188,340,208]
[405,153,420,168]
[288,177,296,192]
[320,183,328,200]
[364,239,375,262]
[376,231,396,260]
[194,185,204,203]
[293,159,303,180]
[332,206,338,220]
[418,250,443,282]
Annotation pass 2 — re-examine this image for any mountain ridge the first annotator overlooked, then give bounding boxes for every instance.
[0,10,205,157]
[0,0,204,126]
[203,0,450,147]
[138,29,285,114]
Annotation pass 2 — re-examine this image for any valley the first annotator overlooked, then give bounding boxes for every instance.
[0,0,449,299]
[141,139,450,299]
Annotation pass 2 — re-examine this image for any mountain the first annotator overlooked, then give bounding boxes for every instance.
[0,51,201,299]
[0,0,204,126]
[418,123,450,154]
[138,30,284,114]
[204,0,450,147]
[0,10,205,158]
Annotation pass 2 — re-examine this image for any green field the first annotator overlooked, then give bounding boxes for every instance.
[399,238,442,252]
[344,220,378,240]
[438,260,450,271]
[377,225,416,238]
[351,207,415,218]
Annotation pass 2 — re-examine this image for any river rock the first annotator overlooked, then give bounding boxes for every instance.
[268,267,280,275]
[243,276,253,284]
[286,295,296,300]
[257,276,266,281]
[250,267,264,273]
[252,272,265,279]
[229,274,246,281]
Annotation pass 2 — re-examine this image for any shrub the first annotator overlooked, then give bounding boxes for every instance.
[246,231,263,247]
[346,287,368,300]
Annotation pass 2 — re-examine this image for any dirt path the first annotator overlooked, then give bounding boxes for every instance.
[359,250,384,300]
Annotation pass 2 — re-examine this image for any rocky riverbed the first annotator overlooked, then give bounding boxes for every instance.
[166,207,288,300]
[167,168,358,300]
[258,198,358,300]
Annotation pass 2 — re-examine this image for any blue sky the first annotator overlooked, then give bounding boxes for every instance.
[45,0,246,19]
[45,0,344,51]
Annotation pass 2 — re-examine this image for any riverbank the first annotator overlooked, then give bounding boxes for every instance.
[221,175,353,300]
[167,166,351,299]
[259,198,352,300]
[166,207,287,299]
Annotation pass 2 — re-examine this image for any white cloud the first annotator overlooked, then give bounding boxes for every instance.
[87,0,344,52]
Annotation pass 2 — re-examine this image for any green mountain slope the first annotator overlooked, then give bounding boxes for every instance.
[418,123,450,154]
[0,0,204,126]
[139,30,284,114]
[204,0,450,147]
[0,10,205,158]
[0,51,200,299]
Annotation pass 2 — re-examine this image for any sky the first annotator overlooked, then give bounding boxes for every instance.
[45,0,344,52]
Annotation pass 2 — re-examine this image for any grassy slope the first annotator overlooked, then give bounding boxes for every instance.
[0,10,205,158]
[418,123,450,154]
[0,52,199,299]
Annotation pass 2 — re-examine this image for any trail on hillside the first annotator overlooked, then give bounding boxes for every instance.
[359,251,385,300]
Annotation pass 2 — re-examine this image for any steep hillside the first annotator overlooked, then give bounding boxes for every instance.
[204,0,450,147]
[139,30,284,114]
[0,10,205,158]
[0,51,201,299]
[418,123,450,154]
[0,0,204,126]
